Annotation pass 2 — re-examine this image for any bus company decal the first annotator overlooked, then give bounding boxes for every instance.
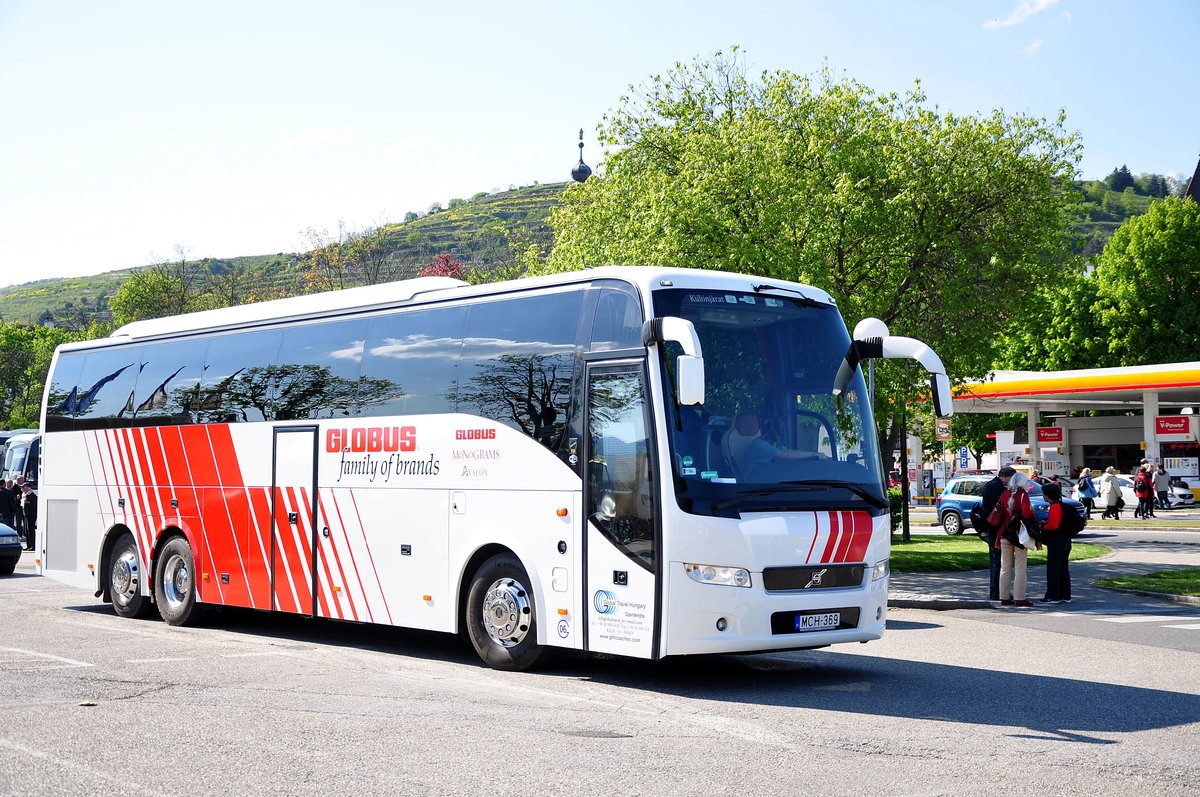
[325,425,441,484]
[803,511,873,565]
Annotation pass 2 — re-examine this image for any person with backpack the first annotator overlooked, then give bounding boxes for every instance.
[994,471,1040,607]
[971,465,1015,601]
[1133,465,1155,519]
[1039,481,1080,604]
[1076,467,1098,519]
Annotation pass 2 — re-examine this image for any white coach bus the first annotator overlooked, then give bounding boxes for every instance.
[37,267,950,670]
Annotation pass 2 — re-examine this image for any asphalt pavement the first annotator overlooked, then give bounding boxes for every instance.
[891,505,1200,610]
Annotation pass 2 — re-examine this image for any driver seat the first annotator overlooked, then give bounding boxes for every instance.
[721,412,762,479]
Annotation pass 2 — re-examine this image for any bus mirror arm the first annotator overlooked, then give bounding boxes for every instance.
[643,317,705,406]
[832,318,952,418]
[879,336,952,419]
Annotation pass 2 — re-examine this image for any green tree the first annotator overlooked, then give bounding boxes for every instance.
[543,50,1082,420]
[1107,165,1135,192]
[1090,197,1200,364]
[109,246,221,326]
[299,222,397,293]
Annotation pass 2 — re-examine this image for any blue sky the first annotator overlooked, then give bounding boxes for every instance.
[1,0,1196,285]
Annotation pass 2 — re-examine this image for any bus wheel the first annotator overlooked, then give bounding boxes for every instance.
[465,554,548,671]
[109,533,152,618]
[155,536,200,626]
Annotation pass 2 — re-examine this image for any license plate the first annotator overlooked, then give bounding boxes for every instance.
[794,612,840,631]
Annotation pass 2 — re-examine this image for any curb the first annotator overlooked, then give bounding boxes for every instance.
[1094,585,1200,606]
[888,594,993,610]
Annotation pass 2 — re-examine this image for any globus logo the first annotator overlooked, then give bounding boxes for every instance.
[593,590,618,615]
[455,428,497,440]
[326,426,416,454]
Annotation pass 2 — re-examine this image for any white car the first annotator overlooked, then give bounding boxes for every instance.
[1073,476,1195,509]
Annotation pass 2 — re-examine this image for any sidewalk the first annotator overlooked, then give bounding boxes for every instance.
[889,533,1200,610]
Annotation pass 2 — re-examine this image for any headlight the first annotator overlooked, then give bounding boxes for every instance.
[871,559,890,581]
[684,563,751,588]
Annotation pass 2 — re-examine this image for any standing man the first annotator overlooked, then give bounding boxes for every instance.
[11,475,25,543]
[0,479,15,530]
[975,465,1015,601]
[21,483,37,551]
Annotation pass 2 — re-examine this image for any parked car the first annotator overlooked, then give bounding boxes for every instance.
[936,475,1087,535]
[1073,475,1194,509]
[0,522,21,576]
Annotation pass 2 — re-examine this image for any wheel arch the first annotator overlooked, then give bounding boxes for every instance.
[96,524,138,603]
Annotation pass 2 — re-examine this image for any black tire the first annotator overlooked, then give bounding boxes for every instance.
[0,561,15,576]
[465,554,548,671]
[109,533,152,618]
[942,511,964,536]
[154,536,200,626]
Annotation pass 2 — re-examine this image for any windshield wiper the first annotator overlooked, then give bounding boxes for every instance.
[779,479,890,509]
[750,283,825,307]
[715,485,821,511]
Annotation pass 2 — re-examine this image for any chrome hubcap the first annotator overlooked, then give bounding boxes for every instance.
[162,553,191,609]
[481,577,531,648]
[111,550,139,605]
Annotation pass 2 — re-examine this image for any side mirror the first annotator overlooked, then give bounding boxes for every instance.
[643,317,706,406]
[676,355,705,406]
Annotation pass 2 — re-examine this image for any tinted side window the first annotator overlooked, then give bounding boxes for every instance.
[131,337,210,426]
[70,347,143,431]
[197,330,283,423]
[458,291,582,445]
[275,319,369,420]
[360,306,467,418]
[45,352,85,432]
[590,286,644,352]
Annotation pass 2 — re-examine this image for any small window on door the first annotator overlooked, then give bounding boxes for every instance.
[588,365,656,571]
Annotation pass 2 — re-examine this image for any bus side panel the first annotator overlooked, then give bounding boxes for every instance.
[448,489,581,650]
[332,487,450,630]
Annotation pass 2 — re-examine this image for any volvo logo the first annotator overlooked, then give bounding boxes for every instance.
[804,568,828,589]
[593,590,618,615]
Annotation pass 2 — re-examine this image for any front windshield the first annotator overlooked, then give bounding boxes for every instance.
[654,288,883,517]
[3,442,29,481]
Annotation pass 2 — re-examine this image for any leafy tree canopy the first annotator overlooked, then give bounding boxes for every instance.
[543,50,1084,406]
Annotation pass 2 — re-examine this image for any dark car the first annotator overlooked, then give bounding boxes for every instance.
[0,522,21,576]
[936,476,1087,536]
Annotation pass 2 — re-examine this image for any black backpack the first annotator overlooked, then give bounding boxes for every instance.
[1057,503,1085,538]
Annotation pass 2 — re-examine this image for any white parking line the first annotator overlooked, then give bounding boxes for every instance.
[1163,623,1200,630]
[1096,615,1200,624]
[0,646,94,668]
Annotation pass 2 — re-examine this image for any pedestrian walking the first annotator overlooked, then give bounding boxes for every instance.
[994,471,1039,608]
[1133,465,1154,519]
[1075,467,1098,519]
[1099,466,1122,519]
[1039,482,1074,604]
[1154,464,1171,510]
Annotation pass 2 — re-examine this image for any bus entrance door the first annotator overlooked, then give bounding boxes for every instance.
[583,362,659,659]
[270,427,319,616]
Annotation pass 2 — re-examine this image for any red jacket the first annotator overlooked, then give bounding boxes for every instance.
[994,488,1034,549]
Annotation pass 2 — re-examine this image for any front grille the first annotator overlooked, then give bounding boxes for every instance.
[762,564,865,591]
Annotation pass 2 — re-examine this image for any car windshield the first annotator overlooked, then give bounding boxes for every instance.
[653,288,883,518]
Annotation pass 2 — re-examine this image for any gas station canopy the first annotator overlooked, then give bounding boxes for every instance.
[955,362,1200,414]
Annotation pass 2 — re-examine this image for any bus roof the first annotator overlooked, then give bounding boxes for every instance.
[69,266,836,349]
